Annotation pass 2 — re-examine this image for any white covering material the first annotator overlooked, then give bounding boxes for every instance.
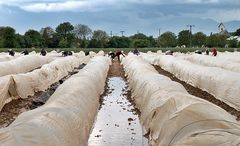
[0,55,53,77]
[217,52,240,63]
[0,55,17,62]
[141,53,240,111]
[0,56,90,111]
[0,56,110,146]
[122,55,240,146]
[178,54,240,73]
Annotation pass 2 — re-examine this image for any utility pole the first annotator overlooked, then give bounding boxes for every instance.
[159,28,161,37]
[120,31,125,37]
[110,31,113,37]
[158,28,161,48]
[187,25,195,48]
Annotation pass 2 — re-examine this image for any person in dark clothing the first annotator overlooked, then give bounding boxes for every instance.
[165,50,173,55]
[132,48,140,55]
[115,50,125,61]
[205,48,209,55]
[21,49,29,55]
[108,51,115,60]
[194,50,202,54]
[62,51,72,57]
[68,51,73,56]
[40,48,47,56]
[8,49,15,56]
[85,51,89,56]
[62,51,68,57]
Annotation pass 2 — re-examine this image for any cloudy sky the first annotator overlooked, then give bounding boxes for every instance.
[0,0,240,36]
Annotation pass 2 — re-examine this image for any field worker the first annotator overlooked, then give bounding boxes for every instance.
[108,51,115,60]
[62,51,68,57]
[68,51,73,56]
[212,48,217,56]
[132,48,140,56]
[165,50,173,55]
[115,50,125,61]
[8,49,15,56]
[194,50,202,54]
[85,51,89,56]
[21,49,29,55]
[205,48,209,55]
[40,48,47,56]
[62,50,72,57]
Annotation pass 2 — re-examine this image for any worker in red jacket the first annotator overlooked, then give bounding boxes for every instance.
[212,48,217,56]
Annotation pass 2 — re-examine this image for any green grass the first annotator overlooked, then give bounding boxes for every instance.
[0,47,239,53]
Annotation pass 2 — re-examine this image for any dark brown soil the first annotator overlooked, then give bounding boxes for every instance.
[0,64,86,128]
[101,59,140,115]
[153,65,240,121]
[108,60,125,78]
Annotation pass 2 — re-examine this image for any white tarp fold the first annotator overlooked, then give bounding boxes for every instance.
[178,54,240,73]
[0,56,111,146]
[141,53,240,111]
[0,55,90,111]
[122,55,240,146]
[0,55,53,77]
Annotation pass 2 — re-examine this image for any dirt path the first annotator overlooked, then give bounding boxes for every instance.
[153,65,240,121]
[0,64,86,128]
[88,60,147,146]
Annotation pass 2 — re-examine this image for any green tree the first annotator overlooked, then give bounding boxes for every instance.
[56,22,74,47]
[178,30,191,47]
[59,38,68,48]
[88,39,101,48]
[133,39,150,48]
[40,27,55,48]
[107,36,130,48]
[130,33,150,48]
[206,34,226,48]
[16,34,26,48]
[148,36,157,47]
[158,31,177,47]
[227,39,238,48]
[192,32,207,47]
[24,29,43,48]
[89,30,109,48]
[234,28,240,36]
[74,24,92,40]
[1,27,17,48]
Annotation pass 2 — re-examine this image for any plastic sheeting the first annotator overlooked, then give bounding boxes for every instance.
[0,56,89,111]
[122,55,240,146]
[0,55,18,62]
[178,54,240,73]
[217,52,240,63]
[0,55,53,77]
[141,53,240,111]
[0,56,111,146]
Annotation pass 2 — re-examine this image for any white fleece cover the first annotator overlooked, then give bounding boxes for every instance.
[177,54,240,73]
[0,55,53,77]
[0,55,90,111]
[217,52,240,63]
[122,55,240,146]
[0,56,111,146]
[141,53,240,111]
[0,55,18,62]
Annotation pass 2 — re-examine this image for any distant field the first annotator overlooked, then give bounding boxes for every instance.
[0,47,239,53]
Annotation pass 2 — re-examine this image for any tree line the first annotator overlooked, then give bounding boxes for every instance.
[0,22,240,49]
